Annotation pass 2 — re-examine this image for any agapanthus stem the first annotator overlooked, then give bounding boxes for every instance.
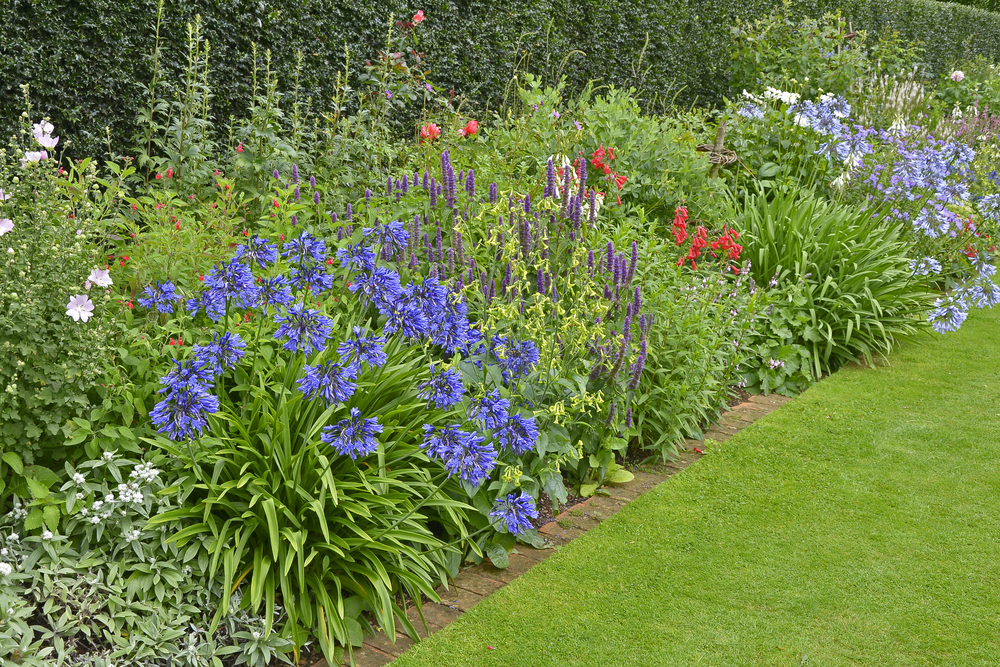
[420,524,493,555]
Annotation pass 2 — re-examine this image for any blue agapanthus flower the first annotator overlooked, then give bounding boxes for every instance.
[150,385,219,441]
[282,232,326,263]
[363,220,409,257]
[383,300,431,340]
[193,332,247,374]
[138,280,180,313]
[979,194,1000,222]
[909,257,943,276]
[274,303,334,354]
[491,336,541,382]
[337,326,387,367]
[964,279,1000,309]
[495,413,539,455]
[159,358,215,392]
[420,424,496,487]
[255,276,295,313]
[350,267,403,311]
[185,289,226,322]
[489,491,538,535]
[337,243,376,273]
[235,234,279,268]
[298,359,359,405]
[468,389,510,431]
[736,103,764,120]
[928,296,968,334]
[417,365,464,409]
[430,294,471,352]
[205,259,257,308]
[321,407,383,459]
[289,263,334,293]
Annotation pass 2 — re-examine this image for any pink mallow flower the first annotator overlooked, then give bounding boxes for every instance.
[66,295,95,322]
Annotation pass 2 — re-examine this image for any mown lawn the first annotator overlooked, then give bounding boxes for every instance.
[393,306,1000,667]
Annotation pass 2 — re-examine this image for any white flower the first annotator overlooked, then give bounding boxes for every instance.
[92,500,104,511]
[72,473,86,485]
[0,548,7,557]
[41,530,53,540]
[951,70,965,82]
[66,294,95,322]
[33,121,54,136]
[103,451,116,461]
[7,533,18,542]
[0,189,10,201]
[31,122,59,149]
[6,248,13,255]
[124,529,141,542]
[87,268,113,288]
[0,219,12,236]
[0,562,12,577]
[89,515,101,524]
[20,150,47,167]
[104,493,114,503]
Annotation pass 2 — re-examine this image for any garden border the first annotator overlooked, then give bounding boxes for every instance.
[314,393,792,667]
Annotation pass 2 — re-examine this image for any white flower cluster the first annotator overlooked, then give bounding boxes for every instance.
[131,462,160,483]
[123,529,141,543]
[7,501,26,521]
[0,562,11,577]
[73,472,86,486]
[116,481,144,504]
[762,87,800,106]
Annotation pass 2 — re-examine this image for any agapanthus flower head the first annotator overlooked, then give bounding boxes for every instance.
[978,194,1000,222]
[338,326,388,367]
[336,242,377,274]
[193,331,247,373]
[417,364,464,409]
[383,300,431,339]
[150,385,219,441]
[489,491,538,535]
[495,413,539,455]
[909,257,943,276]
[206,258,258,308]
[138,280,180,313]
[321,407,383,459]
[298,359,359,405]
[282,232,326,263]
[363,220,409,257]
[421,424,496,486]
[159,358,215,394]
[274,303,334,354]
[186,289,227,322]
[235,234,279,268]
[468,389,510,431]
[927,296,968,334]
[349,267,403,311]
[254,275,294,313]
[964,278,1000,309]
[289,263,335,293]
[490,336,541,383]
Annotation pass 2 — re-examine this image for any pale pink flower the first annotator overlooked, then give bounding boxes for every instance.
[951,71,965,82]
[66,295,95,322]
[87,268,113,288]
[0,219,11,236]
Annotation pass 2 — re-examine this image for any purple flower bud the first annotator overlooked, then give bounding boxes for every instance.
[346,203,353,220]
[546,158,556,198]
[521,218,532,258]
[423,171,430,189]
[364,189,372,202]
[633,285,642,314]
[489,182,498,203]
[588,250,595,271]
[523,193,531,214]
[293,185,300,202]
[604,284,612,300]
[337,227,343,241]
[401,174,409,194]
[537,268,545,293]
[455,273,464,291]
[623,315,631,342]
[605,403,616,426]
[331,212,338,223]
[430,177,438,207]
[291,214,298,226]
[466,169,475,198]
[551,282,559,303]
[544,272,551,293]
[291,164,299,184]
[588,189,597,226]
[310,175,316,188]
[606,241,614,270]
[448,247,455,276]
[625,407,633,428]
[273,168,280,180]
[314,191,321,205]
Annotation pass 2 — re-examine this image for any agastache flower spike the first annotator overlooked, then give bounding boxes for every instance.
[546,158,556,198]
[466,169,475,197]
[489,182,498,203]
[291,164,299,184]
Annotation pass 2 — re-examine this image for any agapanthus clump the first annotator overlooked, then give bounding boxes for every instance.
[489,491,538,535]
[150,359,219,440]
[193,332,247,373]
[138,280,180,313]
[289,263,334,293]
[417,364,464,409]
[337,326,387,367]
[321,408,383,459]
[420,425,496,486]
[468,389,510,431]
[298,360,359,405]
[274,303,334,354]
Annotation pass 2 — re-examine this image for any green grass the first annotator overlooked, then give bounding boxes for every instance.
[394,306,1000,667]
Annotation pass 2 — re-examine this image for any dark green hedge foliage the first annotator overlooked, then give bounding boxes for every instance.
[3,0,1000,157]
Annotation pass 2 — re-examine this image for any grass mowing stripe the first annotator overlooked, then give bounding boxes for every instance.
[393,305,1000,667]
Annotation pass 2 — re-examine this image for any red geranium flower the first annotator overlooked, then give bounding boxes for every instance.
[458,119,479,137]
[413,10,425,23]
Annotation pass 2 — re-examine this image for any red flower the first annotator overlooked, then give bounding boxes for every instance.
[458,119,479,137]
[273,199,280,207]
[155,173,162,179]
[325,258,334,265]
[236,142,244,153]
[175,221,181,230]
[166,167,174,178]
[126,300,134,309]
[614,174,627,189]
[419,123,441,142]
[693,447,704,454]
[198,273,205,281]
[413,9,424,22]
[168,338,183,346]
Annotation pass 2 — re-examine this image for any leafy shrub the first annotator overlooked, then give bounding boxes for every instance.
[737,186,937,375]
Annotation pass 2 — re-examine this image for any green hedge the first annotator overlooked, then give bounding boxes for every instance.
[2,0,1000,157]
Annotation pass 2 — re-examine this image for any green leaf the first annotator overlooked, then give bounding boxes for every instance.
[485,543,509,569]
[579,483,599,497]
[26,477,51,499]
[43,505,60,532]
[2,451,23,475]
